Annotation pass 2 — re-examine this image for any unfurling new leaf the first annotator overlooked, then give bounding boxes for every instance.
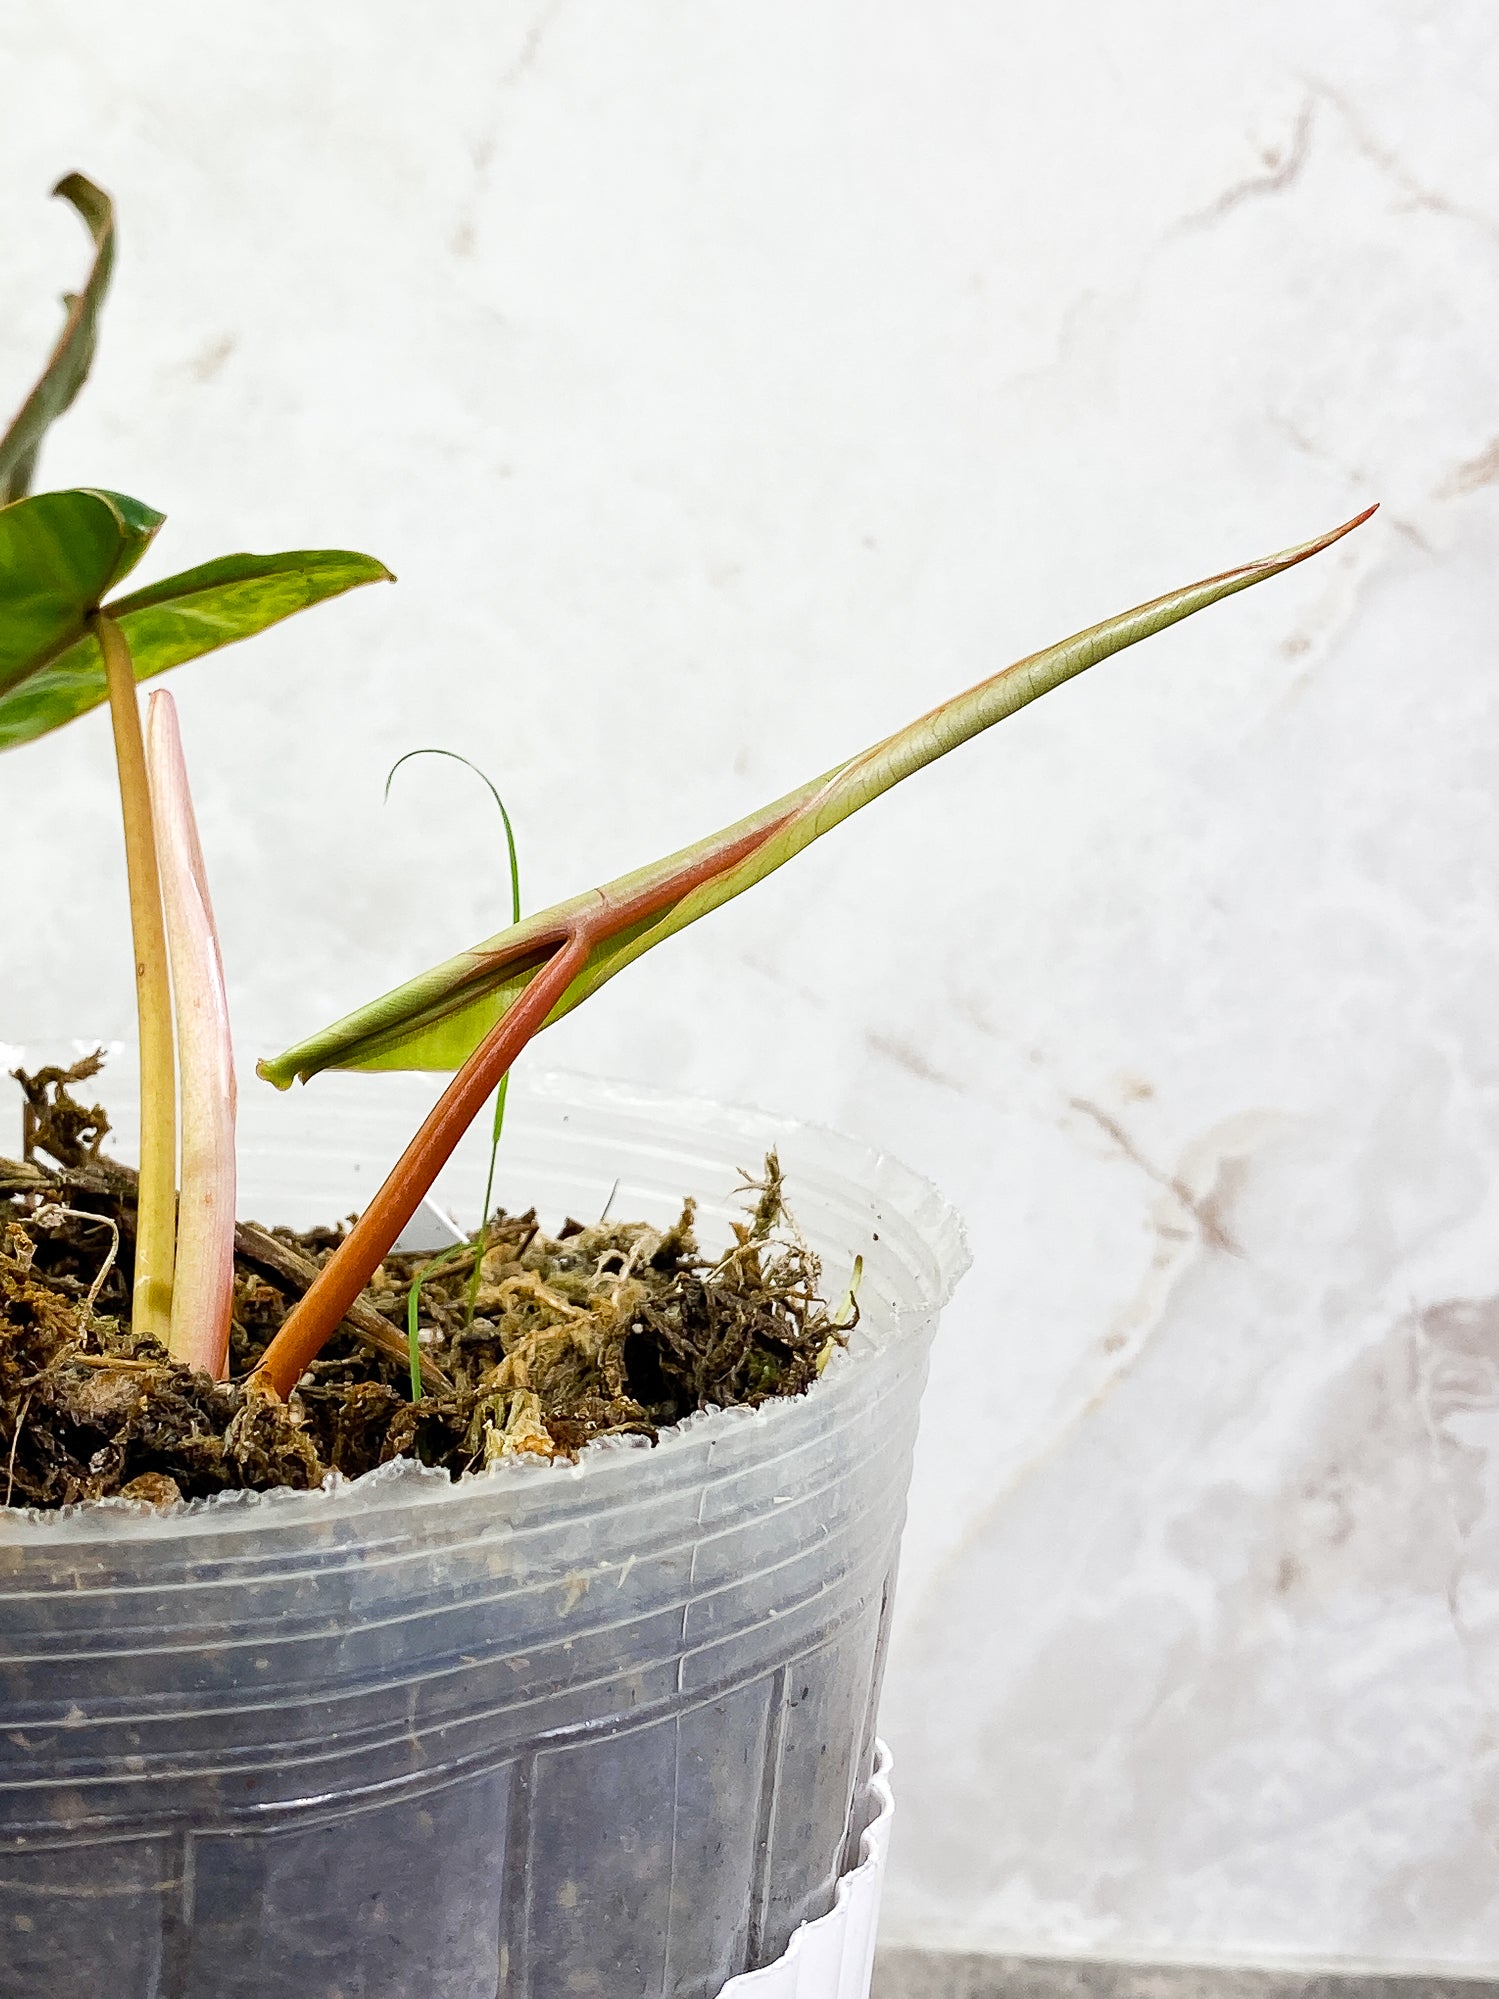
[251,505,1376,1394]
[262,507,1376,1090]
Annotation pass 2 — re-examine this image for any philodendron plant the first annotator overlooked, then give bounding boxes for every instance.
[245,512,1373,1394]
[6,172,1375,1427]
[1,175,388,1373]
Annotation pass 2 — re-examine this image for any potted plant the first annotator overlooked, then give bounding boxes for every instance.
[0,176,1373,1999]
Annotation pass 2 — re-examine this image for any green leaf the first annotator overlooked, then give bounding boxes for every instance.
[0,174,115,506]
[260,507,1375,1089]
[0,547,393,750]
[0,487,163,700]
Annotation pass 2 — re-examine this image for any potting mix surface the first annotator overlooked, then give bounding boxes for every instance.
[0,1055,844,1509]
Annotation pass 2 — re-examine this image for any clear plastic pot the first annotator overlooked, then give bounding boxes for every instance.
[0,1067,966,1999]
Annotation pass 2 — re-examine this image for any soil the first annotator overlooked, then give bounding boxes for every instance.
[0,1054,848,1510]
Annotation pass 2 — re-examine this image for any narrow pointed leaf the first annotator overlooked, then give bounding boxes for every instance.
[0,487,163,699]
[0,174,115,505]
[0,547,393,750]
[261,507,1374,1089]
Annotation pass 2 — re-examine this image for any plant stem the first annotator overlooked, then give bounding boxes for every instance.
[96,613,175,1341]
[146,691,237,1378]
[255,930,591,1396]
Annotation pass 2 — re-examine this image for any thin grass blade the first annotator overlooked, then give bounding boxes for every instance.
[382,745,524,1326]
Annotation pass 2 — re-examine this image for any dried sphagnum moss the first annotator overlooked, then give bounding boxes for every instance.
[0,1059,846,1509]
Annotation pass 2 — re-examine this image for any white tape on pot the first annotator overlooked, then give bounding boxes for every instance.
[719,1742,894,1999]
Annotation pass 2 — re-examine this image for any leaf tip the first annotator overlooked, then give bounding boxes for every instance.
[49,172,113,237]
[336,551,396,586]
[255,1056,295,1092]
[1335,507,1383,547]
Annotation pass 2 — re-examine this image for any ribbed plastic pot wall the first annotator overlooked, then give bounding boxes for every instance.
[0,1069,967,1999]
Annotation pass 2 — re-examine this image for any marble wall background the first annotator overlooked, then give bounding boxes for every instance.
[3,0,1497,1973]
